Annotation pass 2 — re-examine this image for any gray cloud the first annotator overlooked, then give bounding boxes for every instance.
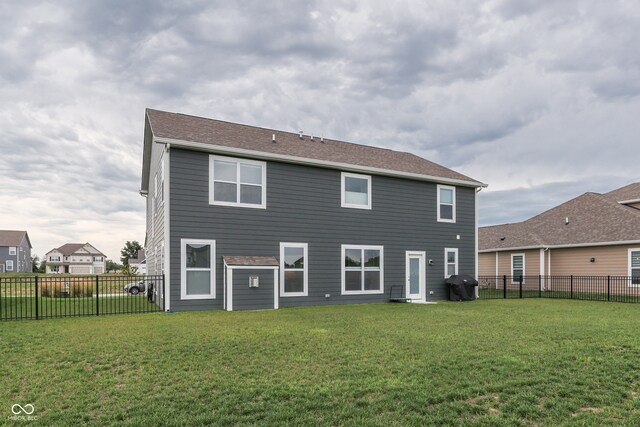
[0,0,639,259]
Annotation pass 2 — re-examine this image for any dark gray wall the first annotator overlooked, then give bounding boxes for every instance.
[0,237,31,273]
[231,269,275,311]
[169,148,476,311]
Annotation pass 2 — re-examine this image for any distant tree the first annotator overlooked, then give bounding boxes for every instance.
[106,259,122,273]
[120,241,142,265]
[31,255,40,273]
[38,260,47,274]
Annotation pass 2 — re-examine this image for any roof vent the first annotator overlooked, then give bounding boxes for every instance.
[299,131,303,139]
[321,135,324,143]
[565,217,569,225]
[310,134,314,141]
[500,237,506,241]
[272,134,276,143]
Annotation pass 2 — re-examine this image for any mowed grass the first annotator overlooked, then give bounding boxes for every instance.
[2,300,640,426]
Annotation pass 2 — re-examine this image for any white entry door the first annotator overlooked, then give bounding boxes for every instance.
[406,251,426,302]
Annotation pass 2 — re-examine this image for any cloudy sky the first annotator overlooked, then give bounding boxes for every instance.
[1,0,639,262]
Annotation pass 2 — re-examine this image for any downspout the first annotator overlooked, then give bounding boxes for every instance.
[475,186,482,298]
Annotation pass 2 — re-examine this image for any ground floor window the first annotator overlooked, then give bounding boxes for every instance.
[445,248,458,278]
[511,253,525,283]
[630,249,640,286]
[280,243,308,296]
[181,239,216,299]
[341,245,384,295]
[6,260,13,271]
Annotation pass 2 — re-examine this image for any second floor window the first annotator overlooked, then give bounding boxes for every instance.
[9,247,16,255]
[341,172,371,209]
[50,256,61,262]
[209,155,266,208]
[437,185,456,222]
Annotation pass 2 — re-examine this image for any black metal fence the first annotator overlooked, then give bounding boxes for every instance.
[478,275,640,303]
[0,275,164,320]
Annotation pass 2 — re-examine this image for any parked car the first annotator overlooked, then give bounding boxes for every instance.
[124,281,147,295]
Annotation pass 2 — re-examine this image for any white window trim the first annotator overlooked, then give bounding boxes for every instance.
[209,155,267,209]
[9,247,16,255]
[181,238,216,300]
[511,253,525,284]
[341,244,384,295]
[6,260,14,271]
[629,248,640,288]
[341,172,372,210]
[444,248,458,278]
[437,184,456,223]
[279,242,308,297]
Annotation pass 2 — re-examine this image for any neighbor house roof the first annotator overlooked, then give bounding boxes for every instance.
[479,183,640,252]
[604,182,640,203]
[47,243,106,256]
[142,109,485,192]
[0,230,31,248]
[129,249,146,264]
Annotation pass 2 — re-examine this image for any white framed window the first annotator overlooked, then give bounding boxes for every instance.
[50,265,59,273]
[341,245,384,295]
[9,247,16,255]
[437,185,456,223]
[94,256,103,262]
[280,243,308,297]
[49,255,61,262]
[444,248,458,278]
[181,239,216,300]
[511,253,525,283]
[209,155,266,208]
[6,260,14,271]
[341,172,372,209]
[629,249,640,287]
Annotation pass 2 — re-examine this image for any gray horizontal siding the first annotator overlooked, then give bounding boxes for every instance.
[169,148,476,311]
[232,269,275,311]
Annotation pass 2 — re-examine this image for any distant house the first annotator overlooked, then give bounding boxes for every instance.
[0,230,32,273]
[129,249,147,274]
[44,243,107,274]
[140,109,485,312]
[479,183,640,282]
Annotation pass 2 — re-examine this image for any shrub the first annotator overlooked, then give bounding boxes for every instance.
[40,278,94,298]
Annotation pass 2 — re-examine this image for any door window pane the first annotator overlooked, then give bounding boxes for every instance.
[409,258,420,294]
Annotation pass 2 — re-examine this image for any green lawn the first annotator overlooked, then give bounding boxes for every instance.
[2,300,640,426]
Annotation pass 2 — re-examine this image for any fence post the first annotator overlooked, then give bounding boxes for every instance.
[162,274,166,312]
[503,275,507,299]
[538,275,542,298]
[95,275,99,316]
[35,276,39,320]
[570,275,573,299]
[607,275,611,302]
[519,275,523,298]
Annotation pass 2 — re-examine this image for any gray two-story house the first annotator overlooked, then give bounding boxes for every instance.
[0,230,32,273]
[141,109,485,311]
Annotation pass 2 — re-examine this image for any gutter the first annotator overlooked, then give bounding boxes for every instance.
[479,239,640,253]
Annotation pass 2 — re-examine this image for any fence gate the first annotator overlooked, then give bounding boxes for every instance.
[0,275,164,320]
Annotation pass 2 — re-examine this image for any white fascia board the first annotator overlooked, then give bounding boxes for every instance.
[153,136,487,189]
[479,240,640,253]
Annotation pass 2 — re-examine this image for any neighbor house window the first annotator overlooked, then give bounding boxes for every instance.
[6,260,14,271]
[209,155,266,208]
[511,254,525,283]
[9,247,16,255]
[181,239,216,299]
[341,172,371,209]
[94,256,103,262]
[437,185,456,222]
[342,245,384,294]
[280,243,308,297]
[50,256,61,262]
[445,248,458,278]
[630,249,640,286]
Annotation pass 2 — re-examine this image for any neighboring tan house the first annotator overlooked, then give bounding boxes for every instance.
[129,249,147,274]
[140,108,486,312]
[479,183,640,285]
[0,230,32,273]
[45,243,107,274]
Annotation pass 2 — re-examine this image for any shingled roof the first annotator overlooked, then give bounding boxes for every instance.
[0,230,31,248]
[479,184,640,251]
[143,109,484,189]
[47,243,106,256]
